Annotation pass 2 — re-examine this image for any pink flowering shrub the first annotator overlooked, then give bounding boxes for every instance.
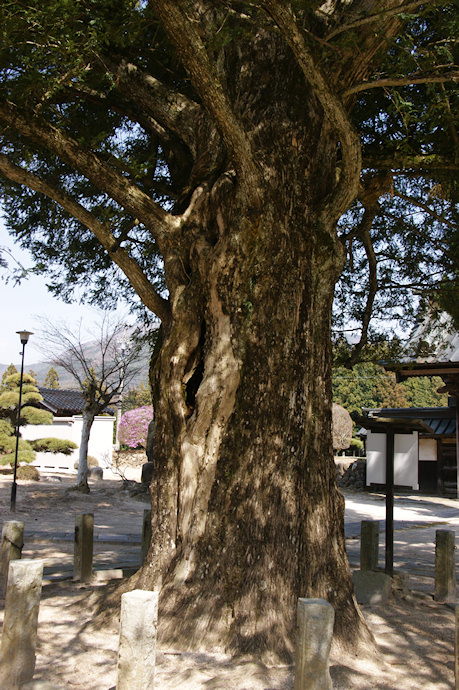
[118,406,153,449]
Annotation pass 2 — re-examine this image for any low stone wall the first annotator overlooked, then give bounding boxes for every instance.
[112,449,146,468]
[336,458,366,490]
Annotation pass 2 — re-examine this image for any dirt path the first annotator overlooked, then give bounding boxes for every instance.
[0,475,456,689]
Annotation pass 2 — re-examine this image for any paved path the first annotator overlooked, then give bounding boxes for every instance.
[343,489,459,595]
[3,475,458,592]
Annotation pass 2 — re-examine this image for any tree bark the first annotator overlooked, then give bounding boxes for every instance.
[130,38,369,650]
[1,2,405,659]
[76,409,95,493]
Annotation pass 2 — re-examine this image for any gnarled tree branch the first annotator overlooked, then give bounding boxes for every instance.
[346,212,379,367]
[260,0,362,221]
[325,1,429,41]
[150,0,261,206]
[363,153,459,172]
[102,58,202,155]
[0,153,171,324]
[0,101,178,240]
[393,190,459,231]
[344,70,459,95]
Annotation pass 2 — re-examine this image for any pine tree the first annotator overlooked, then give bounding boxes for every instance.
[43,366,60,389]
[0,372,53,465]
[0,372,76,466]
[1,364,18,387]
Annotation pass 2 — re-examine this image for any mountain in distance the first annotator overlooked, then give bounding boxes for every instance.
[0,326,152,390]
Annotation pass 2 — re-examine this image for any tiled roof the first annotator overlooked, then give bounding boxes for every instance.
[39,388,86,415]
[403,312,459,364]
[365,406,456,437]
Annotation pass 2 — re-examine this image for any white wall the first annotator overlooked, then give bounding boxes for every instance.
[22,415,114,473]
[394,432,418,490]
[366,430,419,490]
[419,438,437,462]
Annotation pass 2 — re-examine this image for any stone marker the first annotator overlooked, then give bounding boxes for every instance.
[74,513,94,582]
[0,520,24,597]
[141,461,154,485]
[0,559,44,689]
[352,570,392,605]
[117,589,159,689]
[294,598,334,690]
[360,520,379,571]
[141,509,152,564]
[435,529,456,603]
[88,466,103,480]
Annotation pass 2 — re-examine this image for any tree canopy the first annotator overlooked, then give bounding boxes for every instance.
[0,1,457,346]
[1,0,459,656]
[333,363,448,416]
[43,366,60,389]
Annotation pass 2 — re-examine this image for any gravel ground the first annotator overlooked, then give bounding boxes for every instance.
[0,475,457,689]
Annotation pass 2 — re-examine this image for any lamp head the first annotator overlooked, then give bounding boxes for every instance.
[17,330,33,345]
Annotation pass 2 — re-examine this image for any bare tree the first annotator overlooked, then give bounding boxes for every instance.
[37,315,143,492]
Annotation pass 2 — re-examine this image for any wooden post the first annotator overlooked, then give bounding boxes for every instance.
[385,428,394,577]
[141,510,152,565]
[435,529,456,602]
[74,513,94,582]
[360,520,380,572]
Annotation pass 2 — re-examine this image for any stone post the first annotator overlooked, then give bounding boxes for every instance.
[435,529,456,602]
[141,510,152,565]
[455,605,459,690]
[294,598,334,690]
[74,513,94,582]
[360,520,380,572]
[0,559,44,689]
[0,521,24,597]
[117,590,159,689]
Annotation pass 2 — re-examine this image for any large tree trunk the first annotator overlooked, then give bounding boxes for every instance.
[134,61,367,652]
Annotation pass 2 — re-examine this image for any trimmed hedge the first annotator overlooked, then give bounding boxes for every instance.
[30,438,78,454]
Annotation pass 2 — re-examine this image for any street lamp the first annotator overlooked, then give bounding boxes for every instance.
[11,330,33,512]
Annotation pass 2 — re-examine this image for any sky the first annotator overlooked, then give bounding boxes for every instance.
[0,219,130,366]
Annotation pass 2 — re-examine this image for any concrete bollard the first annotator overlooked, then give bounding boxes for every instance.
[74,513,94,582]
[435,529,456,602]
[0,559,44,689]
[360,520,380,572]
[0,521,24,597]
[141,510,152,565]
[117,589,159,689]
[294,598,334,690]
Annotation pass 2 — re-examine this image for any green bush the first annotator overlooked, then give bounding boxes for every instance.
[0,435,32,454]
[17,465,40,481]
[0,449,36,465]
[74,455,99,469]
[0,419,13,435]
[349,437,364,451]
[30,437,78,454]
[20,407,53,425]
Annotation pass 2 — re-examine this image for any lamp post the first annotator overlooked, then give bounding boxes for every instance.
[10,330,33,513]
